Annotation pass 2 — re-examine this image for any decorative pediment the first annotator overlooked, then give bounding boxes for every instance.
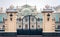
[18,4,36,12]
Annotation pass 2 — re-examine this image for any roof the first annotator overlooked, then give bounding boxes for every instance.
[22,4,31,8]
[6,9,18,13]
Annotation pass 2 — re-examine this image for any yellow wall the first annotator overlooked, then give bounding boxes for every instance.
[42,12,55,32]
[5,13,17,32]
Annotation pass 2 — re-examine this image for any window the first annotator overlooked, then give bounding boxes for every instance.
[19,25,21,28]
[19,18,21,21]
[57,25,60,29]
[25,18,28,22]
[17,18,21,21]
[37,18,40,21]
[10,18,12,21]
[37,25,40,29]
[25,24,28,29]
[38,25,40,27]
[59,18,60,22]
[32,18,34,21]
[37,18,42,21]
[32,25,34,28]
[47,18,49,21]
[40,19,43,21]
[47,13,50,17]
[3,25,5,29]
[32,10,34,12]
[10,13,13,17]
[47,13,50,21]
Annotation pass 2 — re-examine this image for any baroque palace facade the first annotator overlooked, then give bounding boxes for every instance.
[0,4,60,33]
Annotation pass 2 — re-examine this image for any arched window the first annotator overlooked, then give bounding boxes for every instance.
[22,8,32,15]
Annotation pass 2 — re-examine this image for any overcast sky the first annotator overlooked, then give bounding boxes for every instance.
[0,0,60,11]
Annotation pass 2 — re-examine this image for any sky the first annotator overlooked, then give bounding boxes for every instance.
[0,0,60,11]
